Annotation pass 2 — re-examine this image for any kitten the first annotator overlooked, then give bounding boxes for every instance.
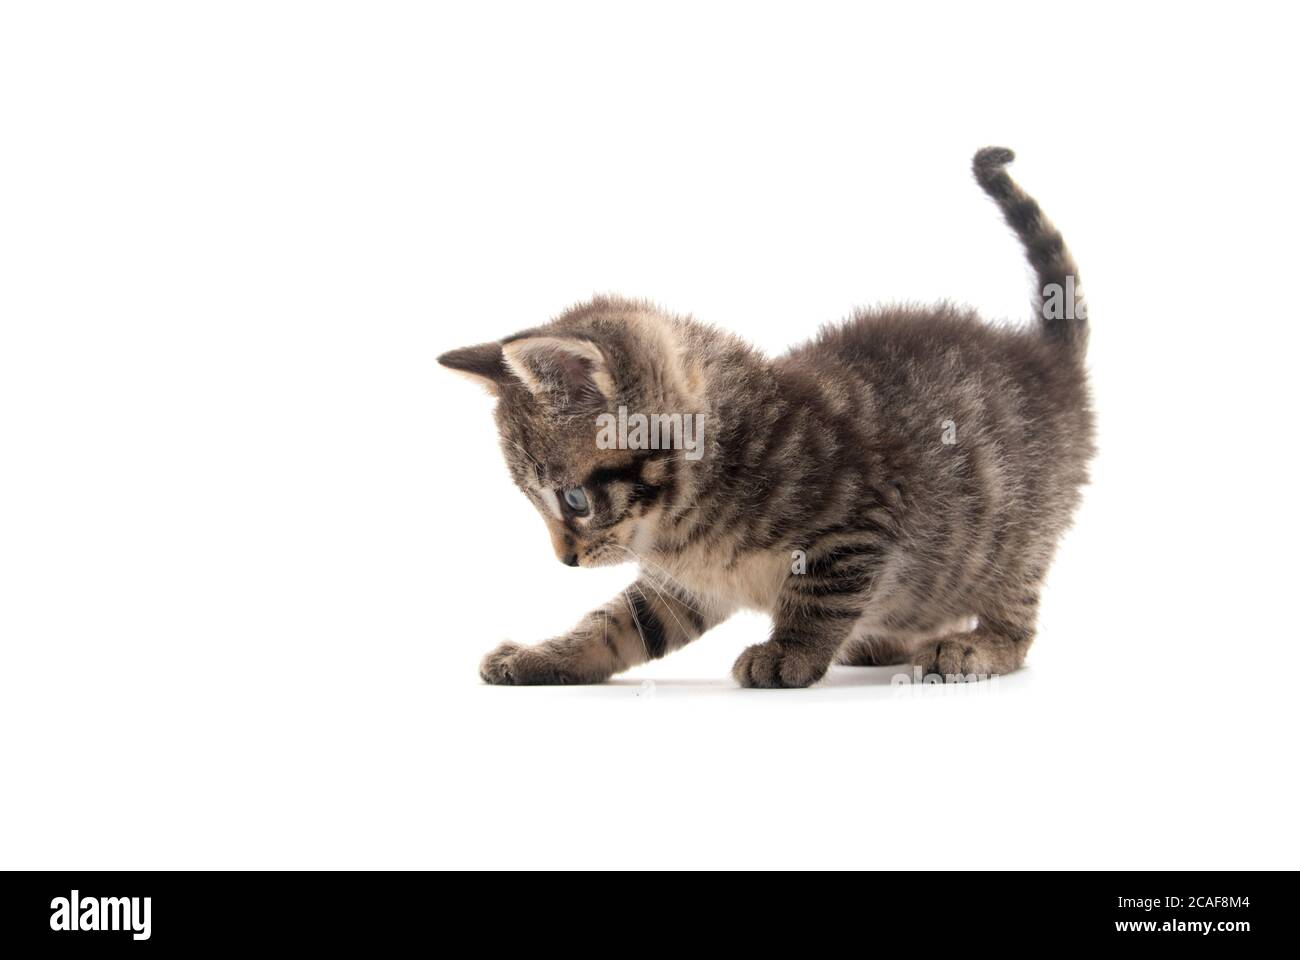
[439,148,1093,687]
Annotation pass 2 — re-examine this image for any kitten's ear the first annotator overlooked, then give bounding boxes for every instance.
[437,341,509,394]
[500,337,614,410]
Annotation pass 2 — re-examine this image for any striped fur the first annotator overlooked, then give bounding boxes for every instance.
[440,148,1094,687]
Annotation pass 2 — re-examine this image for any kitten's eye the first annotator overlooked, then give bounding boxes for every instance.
[561,487,590,516]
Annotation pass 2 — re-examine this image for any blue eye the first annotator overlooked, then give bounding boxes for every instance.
[561,487,589,516]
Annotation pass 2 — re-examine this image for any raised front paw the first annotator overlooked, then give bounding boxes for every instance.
[732,641,829,689]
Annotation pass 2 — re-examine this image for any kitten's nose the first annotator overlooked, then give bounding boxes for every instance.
[562,552,579,567]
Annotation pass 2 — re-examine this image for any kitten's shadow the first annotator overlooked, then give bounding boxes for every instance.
[589,664,1001,699]
[606,667,899,688]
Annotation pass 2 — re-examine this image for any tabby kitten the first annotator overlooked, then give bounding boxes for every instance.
[439,148,1093,687]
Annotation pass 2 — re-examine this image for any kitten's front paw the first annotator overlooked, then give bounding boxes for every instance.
[732,641,829,689]
[478,640,595,685]
[480,641,525,685]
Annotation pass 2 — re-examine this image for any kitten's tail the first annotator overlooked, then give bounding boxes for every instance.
[973,147,1087,356]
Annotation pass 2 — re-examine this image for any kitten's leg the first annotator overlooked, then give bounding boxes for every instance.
[733,603,860,688]
[480,578,724,685]
[910,603,1037,681]
[733,539,881,688]
[733,590,866,689]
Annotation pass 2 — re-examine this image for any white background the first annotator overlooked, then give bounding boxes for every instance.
[3,2,1297,870]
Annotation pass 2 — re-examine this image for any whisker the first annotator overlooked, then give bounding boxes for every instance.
[623,588,651,663]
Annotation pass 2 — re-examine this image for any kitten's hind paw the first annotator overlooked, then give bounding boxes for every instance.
[910,632,1026,682]
[732,641,829,689]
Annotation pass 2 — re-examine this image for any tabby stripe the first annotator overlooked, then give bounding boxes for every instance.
[586,458,647,488]
[627,590,668,660]
[806,542,884,577]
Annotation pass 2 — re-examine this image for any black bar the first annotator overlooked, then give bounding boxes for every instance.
[0,870,1281,949]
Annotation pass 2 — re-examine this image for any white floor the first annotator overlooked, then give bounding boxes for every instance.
[4,471,1296,869]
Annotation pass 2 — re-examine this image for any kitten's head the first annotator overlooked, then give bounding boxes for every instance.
[438,298,703,567]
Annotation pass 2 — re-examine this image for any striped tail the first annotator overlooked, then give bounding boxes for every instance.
[974,147,1087,356]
